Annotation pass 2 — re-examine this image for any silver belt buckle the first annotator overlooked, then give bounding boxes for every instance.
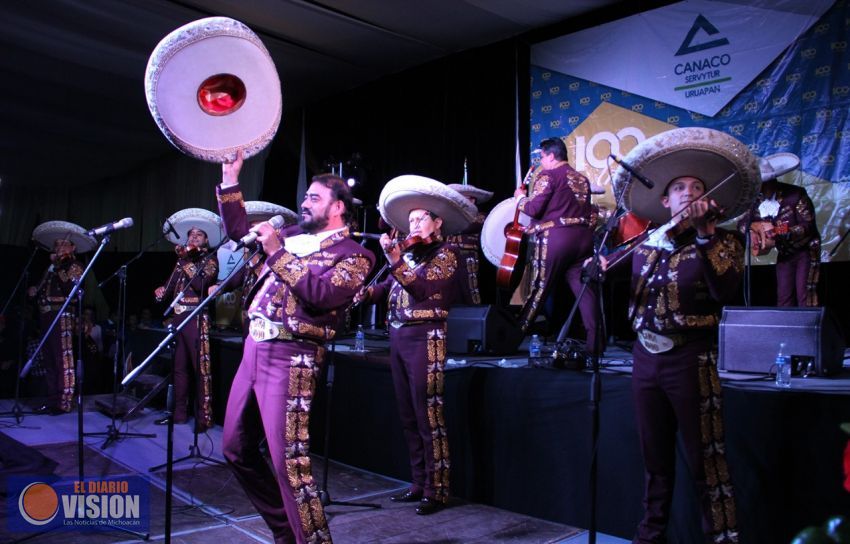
[250,318,280,342]
[389,320,404,329]
[638,330,675,354]
[173,304,187,315]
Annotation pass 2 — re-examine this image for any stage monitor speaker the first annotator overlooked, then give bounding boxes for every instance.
[719,307,845,376]
[447,305,523,355]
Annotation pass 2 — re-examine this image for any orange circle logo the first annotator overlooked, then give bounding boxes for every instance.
[18,482,59,525]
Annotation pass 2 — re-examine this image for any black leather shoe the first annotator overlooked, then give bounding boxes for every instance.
[36,404,64,415]
[389,489,422,503]
[154,417,171,425]
[415,497,443,515]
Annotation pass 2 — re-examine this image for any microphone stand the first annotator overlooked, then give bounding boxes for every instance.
[0,245,40,424]
[26,235,149,541]
[85,264,156,449]
[122,247,252,452]
[550,174,635,544]
[149,246,227,471]
[318,339,381,510]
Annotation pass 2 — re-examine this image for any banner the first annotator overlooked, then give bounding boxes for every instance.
[532,0,833,116]
[529,1,850,262]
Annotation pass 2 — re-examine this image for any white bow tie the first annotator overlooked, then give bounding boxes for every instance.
[284,234,321,257]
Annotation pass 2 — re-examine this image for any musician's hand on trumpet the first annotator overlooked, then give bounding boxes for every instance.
[222,149,244,188]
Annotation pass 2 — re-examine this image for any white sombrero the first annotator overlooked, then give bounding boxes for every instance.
[447,184,494,204]
[163,208,224,247]
[378,176,477,235]
[245,201,298,226]
[145,17,283,163]
[759,152,801,181]
[32,221,97,253]
[612,127,760,224]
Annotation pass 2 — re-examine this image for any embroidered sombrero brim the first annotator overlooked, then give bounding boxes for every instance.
[379,175,477,235]
[32,221,97,253]
[145,17,282,163]
[245,200,298,226]
[612,127,760,224]
[760,152,801,181]
[163,208,224,247]
[447,183,494,204]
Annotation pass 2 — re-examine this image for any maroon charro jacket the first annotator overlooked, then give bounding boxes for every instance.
[368,241,464,327]
[518,162,595,232]
[444,213,484,305]
[217,184,375,343]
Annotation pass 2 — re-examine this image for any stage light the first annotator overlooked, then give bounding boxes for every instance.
[347,177,357,187]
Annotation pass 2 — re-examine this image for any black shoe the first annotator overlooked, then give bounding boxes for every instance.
[389,489,422,503]
[36,404,64,415]
[154,417,170,425]
[415,497,443,515]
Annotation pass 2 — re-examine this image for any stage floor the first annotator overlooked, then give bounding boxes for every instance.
[0,397,627,544]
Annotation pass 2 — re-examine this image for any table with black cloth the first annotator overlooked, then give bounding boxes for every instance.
[208,336,850,544]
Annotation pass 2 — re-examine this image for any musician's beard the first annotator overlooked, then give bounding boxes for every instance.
[299,206,330,234]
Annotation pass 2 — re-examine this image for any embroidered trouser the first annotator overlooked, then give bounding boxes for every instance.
[518,225,599,353]
[171,311,213,429]
[40,311,75,412]
[631,338,737,544]
[776,248,819,307]
[388,322,450,502]
[222,336,331,544]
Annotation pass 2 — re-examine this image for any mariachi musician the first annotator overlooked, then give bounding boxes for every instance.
[28,222,96,414]
[213,200,298,334]
[154,209,221,429]
[355,176,476,515]
[601,127,758,544]
[446,182,493,305]
[737,153,821,307]
[512,137,599,354]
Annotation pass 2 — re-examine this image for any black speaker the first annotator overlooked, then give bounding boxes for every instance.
[447,305,523,355]
[719,307,845,376]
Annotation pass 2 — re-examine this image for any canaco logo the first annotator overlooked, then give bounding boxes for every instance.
[18,482,59,525]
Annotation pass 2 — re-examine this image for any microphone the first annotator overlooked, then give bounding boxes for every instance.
[164,219,179,238]
[87,217,134,237]
[234,214,286,249]
[351,231,382,241]
[610,155,655,189]
[163,291,184,318]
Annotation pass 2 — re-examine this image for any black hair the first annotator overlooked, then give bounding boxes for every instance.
[539,137,568,161]
[311,173,355,225]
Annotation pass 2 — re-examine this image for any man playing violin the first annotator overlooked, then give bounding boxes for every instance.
[154,224,218,429]
[28,235,84,414]
[355,175,475,515]
[601,127,759,544]
[513,137,599,354]
[217,152,374,544]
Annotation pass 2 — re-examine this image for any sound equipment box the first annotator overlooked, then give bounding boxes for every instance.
[447,305,523,355]
[719,306,846,376]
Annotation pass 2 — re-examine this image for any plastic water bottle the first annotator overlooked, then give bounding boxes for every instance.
[775,342,791,388]
[529,334,542,358]
[354,324,365,352]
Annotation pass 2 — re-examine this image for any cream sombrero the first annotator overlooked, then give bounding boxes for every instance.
[145,17,282,163]
[378,175,477,235]
[447,183,494,204]
[612,127,760,224]
[32,221,97,253]
[245,201,298,226]
[759,152,801,182]
[163,208,224,247]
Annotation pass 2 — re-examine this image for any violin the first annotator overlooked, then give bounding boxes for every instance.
[664,201,724,248]
[175,243,207,259]
[394,233,437,252]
